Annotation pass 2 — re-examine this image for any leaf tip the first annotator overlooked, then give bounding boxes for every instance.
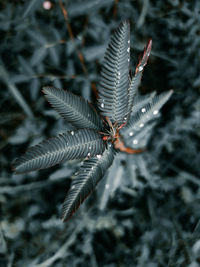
[42,86,51,95]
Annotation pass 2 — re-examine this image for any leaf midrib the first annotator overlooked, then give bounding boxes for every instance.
[18,137,102,171]
[52,91,98,129]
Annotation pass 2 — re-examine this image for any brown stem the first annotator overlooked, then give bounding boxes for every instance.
[114,138,144,154]
[59,0,87,75]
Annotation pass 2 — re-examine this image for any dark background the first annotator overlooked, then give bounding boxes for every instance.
[0,0,200,266]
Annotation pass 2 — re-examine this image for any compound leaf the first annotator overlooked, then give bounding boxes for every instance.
[98,21,130,124]
[131,91,156,115]
[121,90,173,136]
[12,129,105,174]
[123,121,157,149]
[127,40,152,117]
[62,145,115,221]
[43,86,103,131]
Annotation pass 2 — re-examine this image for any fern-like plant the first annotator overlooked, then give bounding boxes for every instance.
[12,21,173,222]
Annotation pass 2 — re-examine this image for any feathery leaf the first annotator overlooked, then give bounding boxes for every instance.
[121,90,173,136]
[123,121,157,149]
[62,145,115,221]
[98,21,130,124]
[131,91,156,115]
[12,129,105,174]
[127,40,152,116]
[43,86,103,130]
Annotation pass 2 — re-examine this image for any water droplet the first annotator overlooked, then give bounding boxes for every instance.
[129,132,134,136]
[138,66,143,72]
[153,110,158,115]
[127,47,130,53]
[139,123,144,128]
[133,139,138,144]
[77,34,82,41]
[96,155,102,159]
[89,146,91,150]
[118,72,121,77]
[128,58,130,62]
[71,131,74,135]
[105,184,110,189]
[128,40,130,44]
[141,108,146,113]
[87,152,91,157]
[71,185,75,189]
[108,143,112,147]
[43,1,52,10]
[124,117,127,121]
[101,103,104,108]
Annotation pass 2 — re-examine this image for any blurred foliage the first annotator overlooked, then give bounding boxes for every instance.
[0,0,200,266]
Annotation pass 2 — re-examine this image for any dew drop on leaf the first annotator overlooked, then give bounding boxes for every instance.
[105,184,110,189]
[96,155,102,159]
[139,123,144,128]
[141,108,146,113]
[138,66,143,72]
[71,131,74,135]
[101,103,104,108]
[129,132,134,136]
[71,185,75,189]
[133,139,138,144]
[127,47,130,53]
[87,152,91,157]
[153,110,158,115]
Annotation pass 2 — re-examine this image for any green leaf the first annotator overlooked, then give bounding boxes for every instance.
[62,145,115,221]
[127,40,152,117]
[121,90,173,136]
[12,129,105,174]
[43,86,103,130]
[98,21,130,124]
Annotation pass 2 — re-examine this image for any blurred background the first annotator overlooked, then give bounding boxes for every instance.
[0,0,200,266]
